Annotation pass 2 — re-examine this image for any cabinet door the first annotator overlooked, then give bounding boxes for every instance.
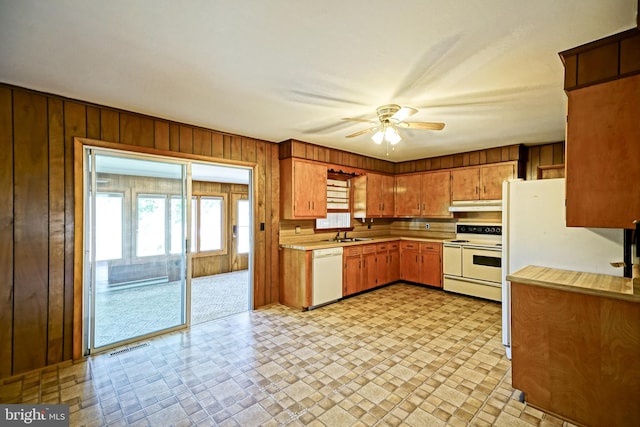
[388,248,400,283]
[566,75,640,228]
[380,174,396,217]
[399,249,421,283]
[295,161,327,217]
[421,171,451,217]
[366,173,384,217]
[451,168,480,201]
[395,174,422,217]
[343,255,361,296]
[362,251,378,291]
[480,163,514,200]
[421,252,442,288]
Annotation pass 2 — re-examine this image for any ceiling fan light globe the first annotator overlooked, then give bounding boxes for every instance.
[385,126,401,144]
[372,131,384,144]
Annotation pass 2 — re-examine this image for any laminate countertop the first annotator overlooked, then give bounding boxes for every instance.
[279,235,446,251]
[507,265,640,303]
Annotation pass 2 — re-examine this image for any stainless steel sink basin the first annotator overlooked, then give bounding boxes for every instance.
[326,237,373,243]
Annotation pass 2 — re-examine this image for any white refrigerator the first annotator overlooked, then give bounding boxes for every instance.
[501,178,625,359]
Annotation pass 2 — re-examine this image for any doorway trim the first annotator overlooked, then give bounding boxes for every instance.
[73,137,257,360]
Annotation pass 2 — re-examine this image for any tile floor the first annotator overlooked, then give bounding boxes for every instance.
[0,283,574,427]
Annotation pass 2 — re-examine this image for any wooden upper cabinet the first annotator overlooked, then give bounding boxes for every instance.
[395,173,422,217]
[451,163,515,201]
[421,171,451,217]
[353,172,395,218]
[395,170,452,218]
[280,158,327,219]
[451,168,480,201]
[565,74,640,228]
[480,163,515,200]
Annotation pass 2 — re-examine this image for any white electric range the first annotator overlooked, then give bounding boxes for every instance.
[443,223,503,302]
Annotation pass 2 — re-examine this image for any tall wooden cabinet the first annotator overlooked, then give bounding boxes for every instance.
[353,172,395,218]
[559,28,640,229]
[280,158,327,219]
[565,75,640,229]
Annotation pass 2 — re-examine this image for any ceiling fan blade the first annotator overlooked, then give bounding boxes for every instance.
[391,106,418,123]
[341,117,378,124]
[345,127,378,138]
[398,121,445,130]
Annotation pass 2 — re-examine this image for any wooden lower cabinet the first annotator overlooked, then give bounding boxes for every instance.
[279,248,311,309]
[511,281,640,427]
[343,241,400,296]
[343,246,363,296]
[362,245,377,291]
[399,241,442,287]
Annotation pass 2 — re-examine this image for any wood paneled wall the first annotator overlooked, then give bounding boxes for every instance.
[279,139,395,173]
[394,144,527,175]
[192,181,249,277]
[0,83,280,378]
[525,142,565,180]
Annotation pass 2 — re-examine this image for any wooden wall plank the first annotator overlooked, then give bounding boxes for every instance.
[242,137,257,163]
[211,133,224,158]
[254,141,267,307]
[169,123,180,152]
[0,87,14,378]
[100,109,119,143]
[86,106,101,140]
[539,144,554,165]
[12,91,49,374]
[120,113,154,147]
[269,144,280,304]
[553,142,565,164]
[230,135,242,161]
[179,126,193,154]
[527,146,540,180]
[223,135,232,159]
[63,101,86,361]
[47,98,65,365]
[154,121,170,151]
[193,129,212,157]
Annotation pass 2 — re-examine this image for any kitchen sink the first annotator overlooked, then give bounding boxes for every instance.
[325,237,373,243]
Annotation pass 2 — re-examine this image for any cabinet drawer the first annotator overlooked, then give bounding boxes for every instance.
[388,242,399,250]
[400,241,420,250]
[362,244,377,254]
[420,242,442,253]
[344,247,362,257]
[376,243,388,252]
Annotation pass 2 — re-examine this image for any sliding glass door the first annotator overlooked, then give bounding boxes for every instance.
[84,149,190,352]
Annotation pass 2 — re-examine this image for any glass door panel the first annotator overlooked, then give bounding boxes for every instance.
[87,150,189,351]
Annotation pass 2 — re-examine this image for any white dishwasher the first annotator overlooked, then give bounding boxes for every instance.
[311,247,343,307]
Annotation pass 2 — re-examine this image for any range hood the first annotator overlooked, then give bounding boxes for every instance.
[448,200,502,212]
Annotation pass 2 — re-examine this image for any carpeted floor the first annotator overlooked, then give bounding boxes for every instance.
[93,270,249,347]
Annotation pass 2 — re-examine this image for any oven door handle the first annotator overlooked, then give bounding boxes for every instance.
[444,275,500,287]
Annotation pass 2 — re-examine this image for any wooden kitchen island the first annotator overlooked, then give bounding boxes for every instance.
[507,266,640,427]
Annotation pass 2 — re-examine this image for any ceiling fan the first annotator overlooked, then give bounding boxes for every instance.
[342,104,445,152]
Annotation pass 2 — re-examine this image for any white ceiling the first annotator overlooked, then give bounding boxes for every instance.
[0,1,637,162]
